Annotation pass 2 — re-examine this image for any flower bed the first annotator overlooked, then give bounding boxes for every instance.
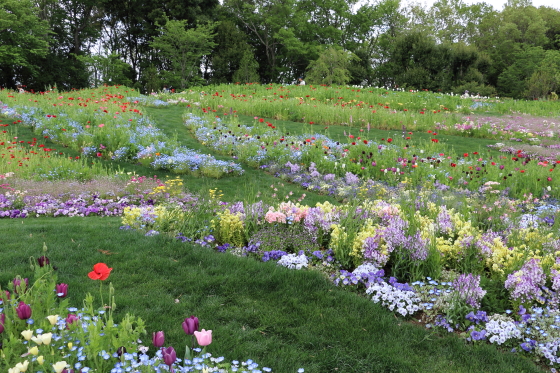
[0,87,243,178]
[1,249,291,372]
[183,111,559,199]
[113,173,560,367]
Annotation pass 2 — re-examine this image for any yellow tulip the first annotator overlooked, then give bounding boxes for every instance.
[28,346,39,356]
[37,356,45,365]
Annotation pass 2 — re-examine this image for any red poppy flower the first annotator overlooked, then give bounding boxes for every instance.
[88,263,112,281]
[387,138,392,143]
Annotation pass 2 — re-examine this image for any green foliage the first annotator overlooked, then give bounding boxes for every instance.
[524,50,560,100]
[232,49,260,84]
[150,18,217,89]
[209,20,254,84]
[306,47,358,86]
[77,53,134,87]
[0,0,50,87]
[248,224,320,255]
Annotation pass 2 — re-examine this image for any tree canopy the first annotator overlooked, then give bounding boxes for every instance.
[1,0,559,98]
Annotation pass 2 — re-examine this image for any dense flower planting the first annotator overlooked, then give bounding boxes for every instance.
[2,86,560,371]
[0,87,243,178]
[183,110,558,199]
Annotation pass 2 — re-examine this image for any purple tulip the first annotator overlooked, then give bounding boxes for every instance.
[0,313,5,333]
[117,346,127,357]
[38,256,50,267]
[65,314,80,329]
[152,331,165,347]
[182,316,199,335]
[13,278,29,294]
[56,283,68,298]
[162,346,176,367]
[16,302,32,320]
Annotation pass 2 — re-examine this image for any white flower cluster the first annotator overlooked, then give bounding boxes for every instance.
[485,315,522,345]
[353,263,379,275]
[518,214,540,229]
[366,282,420,317]
[277,253,309,270]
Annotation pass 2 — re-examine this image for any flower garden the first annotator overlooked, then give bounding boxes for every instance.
[1,85,559,372]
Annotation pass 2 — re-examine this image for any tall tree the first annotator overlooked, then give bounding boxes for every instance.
[0,0,50,88]
[100,0,219,85]
[306,47,358,86]
[476,3,549,87]
[208,20,254,84]
[150,19,216,89]
[232,49,260,83]
[223,0,301,83]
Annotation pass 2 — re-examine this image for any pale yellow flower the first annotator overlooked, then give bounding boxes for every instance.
[47,315,59,326]
[52,361,68,373]
[15,360,29,372]
[21,330,33,341]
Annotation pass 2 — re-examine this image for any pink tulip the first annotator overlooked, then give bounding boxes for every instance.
[193,329,212,346]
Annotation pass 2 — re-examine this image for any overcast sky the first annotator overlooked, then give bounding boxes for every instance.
[403,0,559,10]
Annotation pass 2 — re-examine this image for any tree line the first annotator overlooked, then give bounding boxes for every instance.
[1,0,559,99]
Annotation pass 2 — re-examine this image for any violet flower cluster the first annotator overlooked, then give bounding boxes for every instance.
[453,273,486,308]
[504,258,546,304]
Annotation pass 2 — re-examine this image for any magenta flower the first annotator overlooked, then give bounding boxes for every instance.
[194,329,212,346]
[162,346,176,367]
[16,302,32,320]
[182,315,199,335]
[65,314,80,329]
[0,313,5,333]
[37,256,50,267]
[56,283,68,298]
[152,331,165,347]
[13,278,29,294]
